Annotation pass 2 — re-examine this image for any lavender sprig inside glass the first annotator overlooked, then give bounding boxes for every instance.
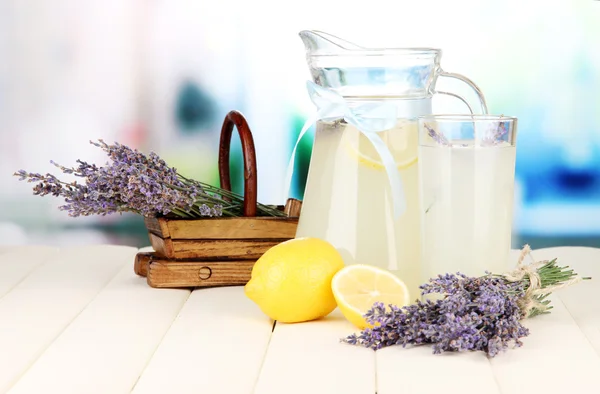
[14,139,287,219]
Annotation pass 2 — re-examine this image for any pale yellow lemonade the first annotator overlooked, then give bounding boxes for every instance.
[419,141,516,284]
[295,119,422,300]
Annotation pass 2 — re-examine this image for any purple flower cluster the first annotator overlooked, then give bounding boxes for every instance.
[481,121,509,146]
[423,123,451,146]
[15,140,222,218]
[342,273,530,357]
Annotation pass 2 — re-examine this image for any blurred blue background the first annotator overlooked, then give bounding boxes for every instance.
[0,0,599,249]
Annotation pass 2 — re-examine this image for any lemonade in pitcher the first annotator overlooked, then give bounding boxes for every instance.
[295,117,422,298]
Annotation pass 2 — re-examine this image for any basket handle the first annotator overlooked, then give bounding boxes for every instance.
[218,110,258,217]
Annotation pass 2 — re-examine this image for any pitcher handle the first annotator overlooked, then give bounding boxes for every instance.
[434,71,489,115]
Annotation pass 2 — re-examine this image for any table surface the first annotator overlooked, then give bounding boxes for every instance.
[0,244,598,394]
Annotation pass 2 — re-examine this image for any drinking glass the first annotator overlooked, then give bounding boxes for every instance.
[417,115,518,287]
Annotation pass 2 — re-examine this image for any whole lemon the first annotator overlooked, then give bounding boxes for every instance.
[244,237,345,323]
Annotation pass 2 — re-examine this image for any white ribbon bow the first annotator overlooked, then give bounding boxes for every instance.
[283,81,407,219]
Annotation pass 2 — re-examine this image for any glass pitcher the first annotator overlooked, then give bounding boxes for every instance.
[290,30,488,300]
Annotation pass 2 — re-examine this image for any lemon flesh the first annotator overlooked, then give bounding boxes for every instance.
[332,264,410,329]
[244,237,345,323]
[342,120,418,170]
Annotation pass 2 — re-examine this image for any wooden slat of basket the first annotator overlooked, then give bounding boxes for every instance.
[147,233,174,259]
[284,198,303,217]
[148,233,286,260]
[146,258,255,288]
[144,217,171,238]
[145,216,298,240]
[171,238,285,259]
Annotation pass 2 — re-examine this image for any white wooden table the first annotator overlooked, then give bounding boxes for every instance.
[0,244,598,394]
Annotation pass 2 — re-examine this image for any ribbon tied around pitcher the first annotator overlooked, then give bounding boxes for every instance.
[283,81,407,220]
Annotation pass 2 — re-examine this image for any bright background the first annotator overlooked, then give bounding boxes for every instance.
[1,0,599,249]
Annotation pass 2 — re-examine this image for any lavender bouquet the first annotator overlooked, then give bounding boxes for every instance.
[14,140,287,219]
[343,245,590,357]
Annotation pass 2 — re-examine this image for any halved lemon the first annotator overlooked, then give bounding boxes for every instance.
[342,120,418,170]
[331,264,411,329]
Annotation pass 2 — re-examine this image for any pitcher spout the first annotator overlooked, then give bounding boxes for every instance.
[299,30,363,56]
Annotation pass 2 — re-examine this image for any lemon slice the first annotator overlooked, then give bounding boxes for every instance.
[331,264,411,329]
[342,121,418,170]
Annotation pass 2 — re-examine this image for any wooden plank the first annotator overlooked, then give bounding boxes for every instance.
[283,198,302,217]
[147,233,174,258]
[143,217,170,238]
[0,246,59,300]
[146,259,255,288]
[171,238,284,259]
[523,246,600,356]
[149,235,284,260]
[134,252,152,277]
[0,245,54,257]
[166,217,298,240]
[8,264,190,394]
[149,234,287,260]
[253,309,376,394]
[131,286,273,394]
[134,246,156,277]
[0,245,136,393]
[0,246,17,255]
[489,293,600,392]
[377,344,499,394]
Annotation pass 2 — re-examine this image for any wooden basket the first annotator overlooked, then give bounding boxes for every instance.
[135,110,301,288]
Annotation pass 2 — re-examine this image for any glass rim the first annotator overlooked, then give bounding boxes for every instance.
[418,114,517,122]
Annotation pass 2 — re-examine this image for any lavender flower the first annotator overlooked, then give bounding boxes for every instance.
[481,120,509,146]
[423,123,451,146]
[342,249,590,357]
[15,139,287,219]
[343,274,529,357]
